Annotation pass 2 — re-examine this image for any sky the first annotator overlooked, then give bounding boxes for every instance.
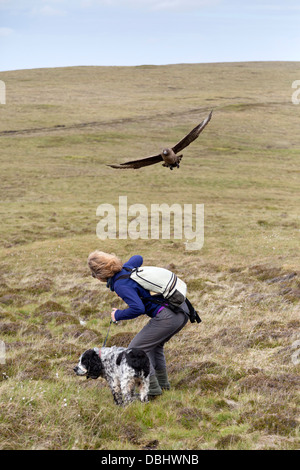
[0,0,300,71]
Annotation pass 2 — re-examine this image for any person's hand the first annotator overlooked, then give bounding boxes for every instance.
[111,308,117,323]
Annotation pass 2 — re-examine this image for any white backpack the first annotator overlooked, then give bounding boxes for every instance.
[118,266,187,307]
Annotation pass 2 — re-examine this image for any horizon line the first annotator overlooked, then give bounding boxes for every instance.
[1,59,300,73]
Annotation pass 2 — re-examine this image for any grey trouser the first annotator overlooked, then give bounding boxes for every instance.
[128,303,189,376]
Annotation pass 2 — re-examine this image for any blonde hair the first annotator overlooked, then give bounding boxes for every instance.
[87,251,123,281]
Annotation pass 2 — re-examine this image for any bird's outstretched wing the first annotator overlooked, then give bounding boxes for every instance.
[107,153,163,169]
[172,110,212,155]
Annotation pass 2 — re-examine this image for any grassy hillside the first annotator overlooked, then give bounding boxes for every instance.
[0,62,299,450]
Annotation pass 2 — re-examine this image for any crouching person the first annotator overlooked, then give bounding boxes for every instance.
[87,251,189,398]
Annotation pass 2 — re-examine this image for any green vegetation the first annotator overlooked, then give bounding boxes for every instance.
[0,62,299,449]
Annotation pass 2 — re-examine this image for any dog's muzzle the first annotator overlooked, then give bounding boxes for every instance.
[73,365,87,376]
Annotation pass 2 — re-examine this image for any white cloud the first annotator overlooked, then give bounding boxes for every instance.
[40,5,66,15]
[0,0,220,13]
[81,0,220,11]
[0,1,67,14]
[31,5,66,16]
[246,3,300,11]
[0,26,13,36]
[151,0,218,10]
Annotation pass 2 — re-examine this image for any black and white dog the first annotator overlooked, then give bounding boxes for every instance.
[74,346,150,405]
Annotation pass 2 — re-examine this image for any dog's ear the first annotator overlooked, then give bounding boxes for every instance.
[86,350,103,379]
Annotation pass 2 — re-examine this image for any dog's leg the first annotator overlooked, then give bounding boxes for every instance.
[109,378,123,406]
[112,390,123,406]
[139,377,149,403]
[121,377,136,405]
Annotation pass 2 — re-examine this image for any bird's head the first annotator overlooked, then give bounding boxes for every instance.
[162,148,170,156]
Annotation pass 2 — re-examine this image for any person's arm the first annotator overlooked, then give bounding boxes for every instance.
[113,282,145,321]
[124,255,143,269]
[110,255,144,321]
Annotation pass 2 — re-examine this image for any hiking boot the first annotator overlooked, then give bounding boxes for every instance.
[148,374,162,399]
[155,368,170,390]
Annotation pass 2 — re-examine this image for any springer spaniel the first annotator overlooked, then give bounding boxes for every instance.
[74,346,150,406]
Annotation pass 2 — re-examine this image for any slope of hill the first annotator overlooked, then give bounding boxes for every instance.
[0,62,299,450]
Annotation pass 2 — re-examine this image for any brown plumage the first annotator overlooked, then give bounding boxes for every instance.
[107,110,212,170]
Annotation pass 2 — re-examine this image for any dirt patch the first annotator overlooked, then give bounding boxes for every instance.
[177,407,208,429]
[62,325,102,344]
[43,312,78,325]
[175,361,230,392]
[21,324,52,338]
[246,292,273,304]
[0,278,9,293]
[248,265,283,281]
[106,332,136,347]
[248,265,300,302]
[141,439,159,450]
[20,277,54,295]
[287,319,300,329]
[0,321,20,336]
[215,434,242,449]
[240,403,299,437]
[18,359,52,381]
[76,304,96,319]
[5,341,32,351]
[34,341,79,359]
[238,372,300,393]
[212,327,244,346]
[0,321,49,339]
[266,272,298,285]
[34,300,67,315]
[188,278,226,295]
[70,288,106,312]
[250,414,298,436]
[0,294,16,305]
[171,361,219,378]
[197,375,230,392]
[202,327,247,352]
[187,278,207,293]
[280,288,300,302]
[120,423,143,445]
[246,320,294,349]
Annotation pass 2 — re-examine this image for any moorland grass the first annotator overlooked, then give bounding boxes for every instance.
[0,62,299,450]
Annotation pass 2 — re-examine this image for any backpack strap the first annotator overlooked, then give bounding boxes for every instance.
[140,294,169,308]
[114,267,134,281]
[142,295,201,324]
[184,298,201,323]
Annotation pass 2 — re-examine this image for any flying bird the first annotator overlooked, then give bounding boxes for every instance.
[107,110,213,170]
